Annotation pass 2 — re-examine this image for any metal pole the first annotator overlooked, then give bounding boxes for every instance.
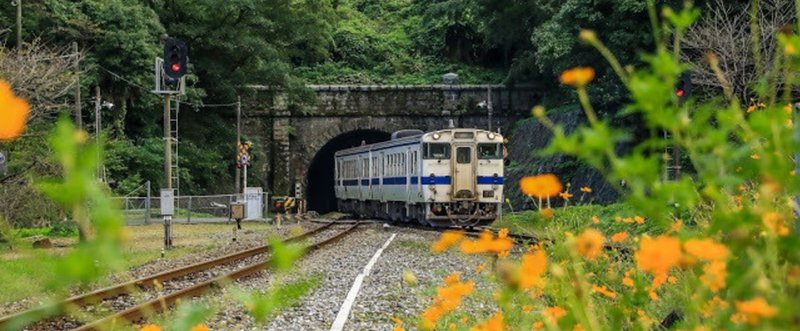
[487,87,493,132]
[95,86,101,180]
[243,163,248,193]
[16,0,22,48]
[164,94,172,248]
[164,95,172,189]
[73,42,81,130]
[145,181,151,225]
[235,96,241,194]
[187,196,192,223]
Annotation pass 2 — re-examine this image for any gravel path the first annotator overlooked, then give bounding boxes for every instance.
[194,224,498,331]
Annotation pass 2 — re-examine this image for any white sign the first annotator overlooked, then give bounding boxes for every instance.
[244,187,263,220]
[160,189,175,216]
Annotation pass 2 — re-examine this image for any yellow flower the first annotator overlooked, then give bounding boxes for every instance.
[634,216,645,224]
[470,311,503,331]
[518,250,548,289]
[432,230,465,252]
[559,191,573,199]
[611,232,629,243]
[403,271,418,287]
[667,276,678,284]
[635,236,682,288]
[751,154,760,159]
[542,306,567,323]
[0,80,31,141]
[190,325,209,331]
[700,261,727,292]
[734,297,778,325]
[684,239,729,261]
[580,186,592,193]
[520,174,563,198]
[140,325,162,331]
[522,305,533,313]
[575,228,605,260]
[532,105,545,118]
[592,284,618,298]
[560,67,596,87]
[786,43,798,55]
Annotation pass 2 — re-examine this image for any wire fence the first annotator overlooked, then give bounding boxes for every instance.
[112,193,269,225]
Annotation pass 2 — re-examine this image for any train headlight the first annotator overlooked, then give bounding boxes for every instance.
[432,133,441,140]
[487,132,496,140]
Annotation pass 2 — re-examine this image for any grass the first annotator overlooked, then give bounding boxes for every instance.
[0,222,280,304]
[494,203,663,239]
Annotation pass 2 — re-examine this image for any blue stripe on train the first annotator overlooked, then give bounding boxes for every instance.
[476,176,504,185]
[340,176,503,186]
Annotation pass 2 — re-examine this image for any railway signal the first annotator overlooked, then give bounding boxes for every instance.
[676,72,692,104]
[163,37,187,83]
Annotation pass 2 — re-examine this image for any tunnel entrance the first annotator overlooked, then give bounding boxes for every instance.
[306,129,391,214]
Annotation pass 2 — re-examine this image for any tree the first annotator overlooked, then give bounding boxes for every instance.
[683,0,796,102]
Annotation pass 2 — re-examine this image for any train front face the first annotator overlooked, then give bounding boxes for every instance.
[421,129,504,227]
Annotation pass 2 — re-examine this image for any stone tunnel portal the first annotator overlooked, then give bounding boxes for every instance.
[306,129,391,214]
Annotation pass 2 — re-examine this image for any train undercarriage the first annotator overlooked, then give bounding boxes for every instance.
[337,199,498,227]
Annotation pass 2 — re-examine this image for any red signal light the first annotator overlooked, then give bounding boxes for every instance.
[171,63,181,72]
[676,88,685,97]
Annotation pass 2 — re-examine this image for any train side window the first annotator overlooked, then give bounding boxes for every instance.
[478,143,502,160]
[423,143,451,159]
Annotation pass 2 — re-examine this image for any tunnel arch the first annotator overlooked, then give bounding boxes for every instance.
[305,129,391,214]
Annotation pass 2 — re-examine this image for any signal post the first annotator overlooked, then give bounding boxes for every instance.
[154,36,188,249]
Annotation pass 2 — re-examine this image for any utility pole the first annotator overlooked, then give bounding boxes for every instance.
[486,86,493,132]
[73,42,81,130]
[236,96,241,194]
[15,0,22,48]
[95,86,101,180]
[794,103,799,225]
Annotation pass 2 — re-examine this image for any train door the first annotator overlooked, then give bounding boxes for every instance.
[452,144,476,200]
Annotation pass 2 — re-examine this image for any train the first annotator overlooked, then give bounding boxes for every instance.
[334,128,504,227]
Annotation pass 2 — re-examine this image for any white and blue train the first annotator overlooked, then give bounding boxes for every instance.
[334,128,504,227]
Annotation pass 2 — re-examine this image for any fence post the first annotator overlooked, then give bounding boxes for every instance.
[145,181,151,225]
[186,196,191,223]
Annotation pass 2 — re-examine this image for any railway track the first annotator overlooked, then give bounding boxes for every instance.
[0,222,359,331]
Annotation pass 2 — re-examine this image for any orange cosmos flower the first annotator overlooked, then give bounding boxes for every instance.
[684,239,729,261]
[459,231,513,255]
[520,174,563,198]
[190,325,210,331]
[634,216,645,224]
[140,325,162,331]
[611,232,629,243]
[560,67,595,87]
[540,208,555,219]
[635,236,682,288]
[0,80,30,141]
[762,212,790,236]
[542,306,567,323]
[470,311,503,331]
[432,230,465,252]
[700,260,727,292]
[575,228,605,260]
[518,250,547,289]
[702,296,729,318]
[444,272,461,285]
[580,186,592,193]
[751,154,760,159]
[592,284,618,298]
[591,216,600,224]
[559,191,573,199]
[734,297,778,325]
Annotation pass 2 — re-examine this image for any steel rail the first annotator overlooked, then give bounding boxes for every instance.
[73,222,360,331]
[0,222,335,329]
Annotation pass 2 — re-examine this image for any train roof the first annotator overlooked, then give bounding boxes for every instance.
[334,128,503,158]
